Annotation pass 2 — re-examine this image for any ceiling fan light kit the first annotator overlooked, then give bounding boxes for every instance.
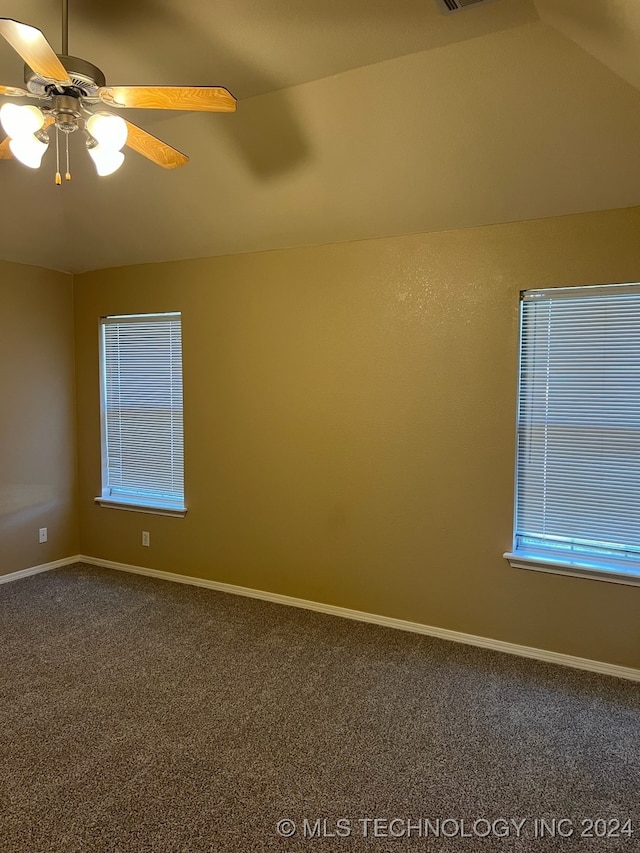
[84,112,127,176]
[0,103,47,168]
[0,0,236,182]
[1,102,44,137]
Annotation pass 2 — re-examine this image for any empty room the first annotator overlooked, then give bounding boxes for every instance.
[1,0,639,851]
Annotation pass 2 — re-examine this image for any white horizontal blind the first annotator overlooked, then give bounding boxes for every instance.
[100,313,184,509]
[515,284,640,570]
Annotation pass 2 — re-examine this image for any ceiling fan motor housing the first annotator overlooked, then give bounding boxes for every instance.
[24,54,105,100]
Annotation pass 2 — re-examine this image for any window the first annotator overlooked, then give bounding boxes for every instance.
[97,312,185,515]
[505,283,640,586]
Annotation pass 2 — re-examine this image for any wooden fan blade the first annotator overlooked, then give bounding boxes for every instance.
[0,135,12,159]
[0,84,29,97]
[99,86,236,112]
[0,19,70,84]
[124,120,189,169]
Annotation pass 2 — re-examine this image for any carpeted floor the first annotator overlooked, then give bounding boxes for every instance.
[1,563,638,852]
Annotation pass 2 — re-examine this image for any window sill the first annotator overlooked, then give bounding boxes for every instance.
[95,497,187,518]
[504,552,640,588]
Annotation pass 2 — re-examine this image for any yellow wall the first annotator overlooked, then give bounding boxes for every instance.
[74,207,640,668]
[0,260,79,575]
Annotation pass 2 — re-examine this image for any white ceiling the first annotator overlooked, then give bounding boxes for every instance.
[0,0,639,273]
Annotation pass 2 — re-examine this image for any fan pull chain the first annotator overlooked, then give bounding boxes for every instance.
[65,132,71,181]
[55,127,61,186]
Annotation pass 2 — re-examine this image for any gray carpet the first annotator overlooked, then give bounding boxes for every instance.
[0,563,638,852]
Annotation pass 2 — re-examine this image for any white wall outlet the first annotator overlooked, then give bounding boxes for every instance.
[39,527,48,543]
[142,531,150,547]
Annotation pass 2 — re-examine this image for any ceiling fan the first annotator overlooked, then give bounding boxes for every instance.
[0,0,236,180]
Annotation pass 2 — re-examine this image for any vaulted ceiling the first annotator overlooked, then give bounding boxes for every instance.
[0,0,639,273]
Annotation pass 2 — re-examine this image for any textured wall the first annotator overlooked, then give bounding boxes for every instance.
[0,261,79,575]
[74,206,640,667]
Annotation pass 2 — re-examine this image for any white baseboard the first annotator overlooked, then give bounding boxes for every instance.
[0,554,82,585]
[81,555,640,683]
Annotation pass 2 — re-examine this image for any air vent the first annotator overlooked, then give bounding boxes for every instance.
[436,0,494,13]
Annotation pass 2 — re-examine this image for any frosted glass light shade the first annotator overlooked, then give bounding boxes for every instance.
[9,135,48,169]
[87,113,127,151]
[88,145,125,176]
[0,103,44,139]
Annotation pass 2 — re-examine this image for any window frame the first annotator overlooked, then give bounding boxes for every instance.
[95,311,187,518]
[504,283,640,588]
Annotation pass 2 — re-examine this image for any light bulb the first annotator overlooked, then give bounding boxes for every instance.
[88,145,125,176]
[0,103,44,139]
[87,113,127,151]
[9,135,48,169]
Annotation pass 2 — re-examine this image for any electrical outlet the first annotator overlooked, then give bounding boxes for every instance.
[142,531,150,547]
[39,527,48,543]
